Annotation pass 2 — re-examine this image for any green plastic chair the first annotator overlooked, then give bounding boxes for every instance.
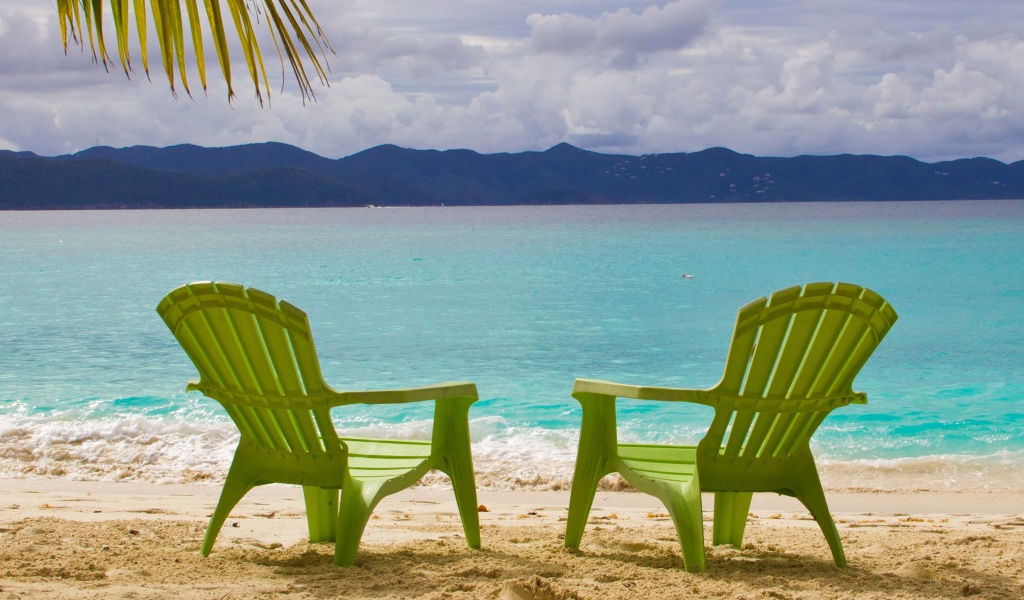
[564,282,898,572]
[156,281,481,566]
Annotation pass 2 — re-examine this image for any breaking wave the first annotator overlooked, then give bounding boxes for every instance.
[2,412,1022,493]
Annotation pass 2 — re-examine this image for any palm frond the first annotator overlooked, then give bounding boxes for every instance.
[57,0,332,105]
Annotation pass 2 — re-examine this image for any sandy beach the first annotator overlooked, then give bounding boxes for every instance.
[0,479,1021,599]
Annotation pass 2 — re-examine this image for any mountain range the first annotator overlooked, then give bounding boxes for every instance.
[2,141,1023,209]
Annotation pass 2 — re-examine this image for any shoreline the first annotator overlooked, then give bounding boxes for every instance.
[4,445,1024,495]
[3,477,1024,515]
[1,479,1021,598]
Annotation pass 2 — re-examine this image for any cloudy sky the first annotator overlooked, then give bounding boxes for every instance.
[3,1,1024,162]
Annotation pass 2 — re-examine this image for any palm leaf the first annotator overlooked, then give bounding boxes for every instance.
[183,0,208,91]
[57,0,331,104]
[225,0,271,104]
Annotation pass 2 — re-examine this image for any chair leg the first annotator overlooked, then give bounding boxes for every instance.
[334,479,385,566]
[303,486,339,543]
[443,453,481,549]
[660,480,706,573]
[712,492,753,547]
[565,442,612,549]
[793,476,847,568]
[433,397,482,550]
[201,460,258,556]
[565,394,616,549]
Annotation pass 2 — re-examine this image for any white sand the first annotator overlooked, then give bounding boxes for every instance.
[1,478,1022,599]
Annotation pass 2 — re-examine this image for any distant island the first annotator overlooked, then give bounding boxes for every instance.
[2,142,1023,209]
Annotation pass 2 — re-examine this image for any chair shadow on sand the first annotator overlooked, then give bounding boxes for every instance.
[215,519,1016,600]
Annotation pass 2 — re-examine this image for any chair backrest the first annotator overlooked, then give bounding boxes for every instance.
[699,282,897,469]
[157,282,344,457]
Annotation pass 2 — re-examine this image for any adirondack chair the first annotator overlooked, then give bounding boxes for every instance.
[157,281,481,566]
[564,282,898,572]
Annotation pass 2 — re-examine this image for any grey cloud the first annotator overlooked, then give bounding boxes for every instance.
[0,10,97,79]
[528,13,597,53]
[373,35,487,76]
[864,28,958,64]
[601,1,714,54]
[305,24,487,82]
[526,0,715,66]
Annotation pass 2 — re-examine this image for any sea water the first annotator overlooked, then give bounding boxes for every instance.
[1,201,1022,492]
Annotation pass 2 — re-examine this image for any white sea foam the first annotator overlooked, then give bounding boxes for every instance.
[816,452,1024,493]
[0,413,238,483]
[1,413,1022,493]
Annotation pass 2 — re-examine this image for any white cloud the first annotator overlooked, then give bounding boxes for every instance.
[919,62,1006,117]
[761,36,839,114]
[869,73,919,119]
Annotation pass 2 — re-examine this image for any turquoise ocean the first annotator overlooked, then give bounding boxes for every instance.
[1,201,1022,492]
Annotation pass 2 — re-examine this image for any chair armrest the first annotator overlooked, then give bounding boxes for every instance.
[332,381,478,406]
[572,378,712,405]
